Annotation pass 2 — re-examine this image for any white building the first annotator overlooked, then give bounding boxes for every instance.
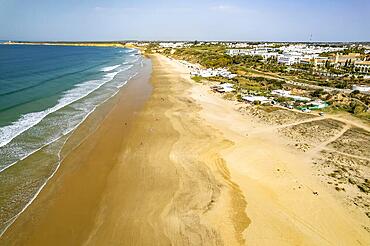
[352,85,370,92]
[212,83,235,93]
[271,90,311,101]
[227,49,251,56]
[227,48,279,61]
[271,90,291,97]
[191,68,237,79]
[354,61,370,74]
[227,43,251,48]
[278,45,344,56]
[242,95,270,104]
[159,42,186,48]
[277,54,303,65]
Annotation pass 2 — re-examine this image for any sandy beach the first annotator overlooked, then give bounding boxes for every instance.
[0,54,369,245]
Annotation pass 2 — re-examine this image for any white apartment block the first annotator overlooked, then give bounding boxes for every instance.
[277,54,302,65]
[354,61,370,74]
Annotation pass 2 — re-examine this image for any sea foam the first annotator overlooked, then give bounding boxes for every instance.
[0,70,120,149]
[101,65,120,72]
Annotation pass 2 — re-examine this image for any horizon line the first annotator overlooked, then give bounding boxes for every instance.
[2,39,370,44]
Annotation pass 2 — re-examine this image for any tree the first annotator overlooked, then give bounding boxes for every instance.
[311,89,324,98]
[335,81,348,89]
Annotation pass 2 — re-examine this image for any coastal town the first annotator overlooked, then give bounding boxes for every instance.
[131,41,369,120]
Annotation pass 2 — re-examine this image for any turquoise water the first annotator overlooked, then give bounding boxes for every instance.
[0,44,143,232]
[0,44,142,171]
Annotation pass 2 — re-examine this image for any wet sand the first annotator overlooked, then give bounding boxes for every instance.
[0,59,153,245]
[1,54,369,245]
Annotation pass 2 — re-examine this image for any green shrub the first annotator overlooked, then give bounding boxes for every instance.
[191,76,203,83]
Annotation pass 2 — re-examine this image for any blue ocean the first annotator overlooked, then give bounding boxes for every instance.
[0,44,143,232]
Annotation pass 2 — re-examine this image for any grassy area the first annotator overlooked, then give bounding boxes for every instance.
[321,106,370,121]
[223,92,236,100]
[258,106,283,113]
[191,75,203,83]
[355,112,370,121]
[173,45,232,68]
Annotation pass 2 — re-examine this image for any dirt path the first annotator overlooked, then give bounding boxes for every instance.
[308,124,352,154]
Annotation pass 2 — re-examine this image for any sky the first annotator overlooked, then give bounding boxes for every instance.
[0,0,369,42]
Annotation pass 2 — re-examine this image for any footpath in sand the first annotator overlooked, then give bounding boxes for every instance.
[1,54,369,245]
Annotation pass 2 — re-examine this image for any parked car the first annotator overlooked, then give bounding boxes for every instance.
[301,108,311,113]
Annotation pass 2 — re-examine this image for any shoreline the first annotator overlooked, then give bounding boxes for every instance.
[0,74,134,236]
[0,54,369,245]
[0,47,143,234]
[0,57,153,244]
